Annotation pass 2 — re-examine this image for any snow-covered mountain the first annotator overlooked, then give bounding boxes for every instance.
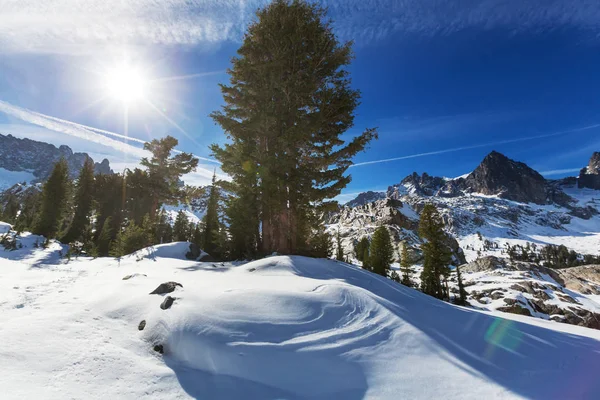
[329,151,600,329]
[0,133,113,188]
[1,232,600,399]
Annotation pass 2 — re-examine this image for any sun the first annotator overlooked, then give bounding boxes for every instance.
[104,64,148,104]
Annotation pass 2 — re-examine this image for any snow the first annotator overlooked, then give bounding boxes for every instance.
[1,227,600,399]
[0,221,11,234]
[163,205,204,225]
[0,167,35,190]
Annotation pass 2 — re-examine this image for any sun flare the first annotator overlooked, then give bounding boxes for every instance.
[104,64,148,104]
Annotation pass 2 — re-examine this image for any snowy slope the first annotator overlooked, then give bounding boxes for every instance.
[2,231,600,399]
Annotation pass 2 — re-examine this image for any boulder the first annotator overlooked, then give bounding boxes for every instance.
[153,344,164,354]
[138,320,146,331]
[160,296,175,310]
[149,282,182,295]
[185,243,201,260]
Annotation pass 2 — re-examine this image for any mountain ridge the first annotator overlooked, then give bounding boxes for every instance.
[0,133,113,183]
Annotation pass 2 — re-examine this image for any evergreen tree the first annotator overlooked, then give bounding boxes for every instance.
[210,0,377,255]
[155,209,173,244]
[202,171,221,256]
[419,204,452,300]
[1,194,19,223]
[94,173,124,244]
[455,265,468,306]
[96,216,113,257]
[14,191,41,233]
[173,210,191,242]
[355,237,370,262]
[400,243,414,287]
[33,159,70,239]
[335,230,344,261]
[369,226,394,277]
[110,222,150,257]
[191,221,204,249]
[140,136,198,218]
[62,158,95,243]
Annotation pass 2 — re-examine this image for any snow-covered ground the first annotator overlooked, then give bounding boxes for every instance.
[2,229,600,399]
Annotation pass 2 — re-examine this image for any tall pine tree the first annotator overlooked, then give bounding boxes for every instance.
[335,230,344,261]
[173,210,191,242]
[400,243,414,287]
[369,226,394,277]
[202,171,221,256]
[419,204,452,300]
[33,159,70,239]
[210,0,377,256]
[140,136,198,218]
[62,158,95,243]
[455,265,468,305]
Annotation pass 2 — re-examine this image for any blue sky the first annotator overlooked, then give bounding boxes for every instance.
[1,0,600,202]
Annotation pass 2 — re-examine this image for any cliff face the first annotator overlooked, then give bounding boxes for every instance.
[0,134,113,182]
[463,151,547,204]
[578,152,600,190]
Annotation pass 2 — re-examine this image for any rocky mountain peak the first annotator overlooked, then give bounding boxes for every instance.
[587,152,600,174]
[578,151,600,190]
[345,191,386,208]
[463,150,547,204]
[0,133,113,182]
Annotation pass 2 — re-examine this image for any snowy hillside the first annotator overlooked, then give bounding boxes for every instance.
[2,228,600,399]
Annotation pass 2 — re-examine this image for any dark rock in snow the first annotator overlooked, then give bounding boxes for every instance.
[185,243,201,260]
[149,282,183,295]
[138,320,146,331]
[199,253,215,262]
[160,296,175,310]
[153,344,164,354]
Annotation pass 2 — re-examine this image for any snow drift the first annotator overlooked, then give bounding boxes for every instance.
[1,238,600,399]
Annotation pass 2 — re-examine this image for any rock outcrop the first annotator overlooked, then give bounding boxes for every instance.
[345,191,386,208]
[149,282,183,295]
[578,152,600,190]
[463,151,547,204]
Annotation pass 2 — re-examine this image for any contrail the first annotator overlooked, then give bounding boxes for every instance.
[539,168,582,176]
[0,99,220,164]
[350,123,600,168]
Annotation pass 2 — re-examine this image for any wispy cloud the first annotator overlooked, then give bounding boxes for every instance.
[351,123,600,167]
[0,0,265,53]
[3,0,600,52]
[0,99,224,185]
[539,168,582,176]
[324,0,600,43]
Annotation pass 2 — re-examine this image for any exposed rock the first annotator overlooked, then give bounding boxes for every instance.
[185,243,201,260]
[461,256,507,273]
[160,296,175,310]
[345,191,386,208]
[199,253,216,262]
[463,151,547,204]
[497,305,532,316]
[138,320,146,331]
[578,152,600,190]
[554,265,600,295]
[153,344,164,354]
[149,282,183,295]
